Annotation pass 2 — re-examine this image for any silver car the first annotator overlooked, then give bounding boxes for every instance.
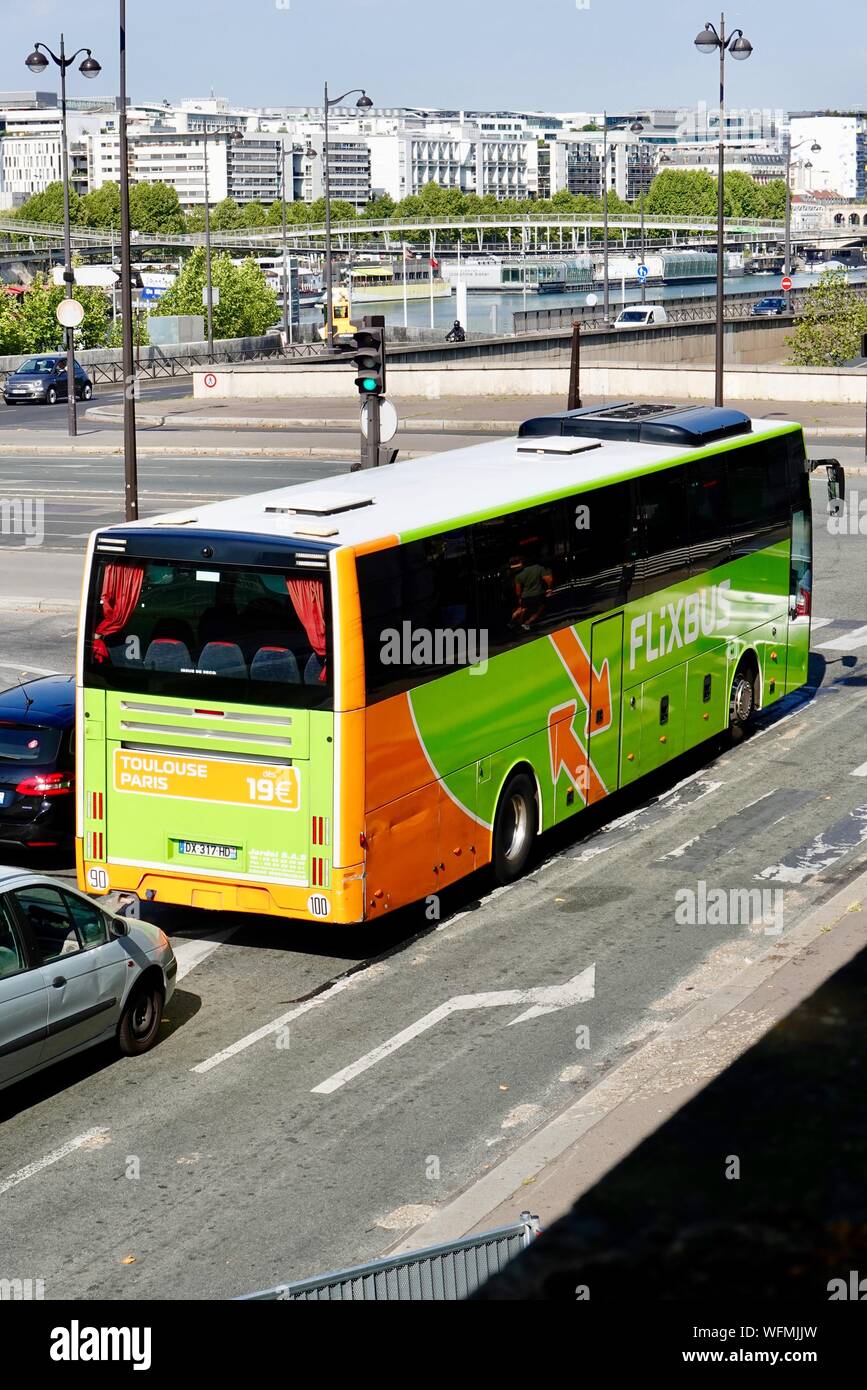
[0,869,176,1091]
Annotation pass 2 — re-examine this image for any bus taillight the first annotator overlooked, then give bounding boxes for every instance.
[796,586,811,618]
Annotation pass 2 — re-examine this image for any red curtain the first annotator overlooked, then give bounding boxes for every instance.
[286,578,327,681]
[92,563,144,664]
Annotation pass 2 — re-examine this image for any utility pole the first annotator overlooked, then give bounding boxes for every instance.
[203,127,215,358]
[117,0,138,519]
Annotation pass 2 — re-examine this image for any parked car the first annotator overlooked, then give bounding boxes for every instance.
[613,305,668,329]
[0,676,75,851]
[0,869,176,1089]
[3,355,93,406]
[751,296,787,316]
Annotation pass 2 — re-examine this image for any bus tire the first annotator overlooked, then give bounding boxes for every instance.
[118,977,164,1056]
[729,658,758,739]
[492,770,538,885]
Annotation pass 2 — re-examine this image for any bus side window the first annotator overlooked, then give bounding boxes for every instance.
[557,482,631,622]
[474,501,562,655]
[687,454,731,577]
[634,466,690,596]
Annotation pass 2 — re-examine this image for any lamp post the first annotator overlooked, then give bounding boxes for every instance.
[201,127,215,359]
[323,83,373,349]
[25,36,101,439]
[116,0,137,520]
[694,15,753,407]
[785,137,821,312]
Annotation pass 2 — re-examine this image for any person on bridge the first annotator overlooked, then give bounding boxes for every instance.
[445,320,466,342]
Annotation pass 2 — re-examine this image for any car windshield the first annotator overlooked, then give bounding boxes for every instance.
[85,557,333,709]
[0,724,62,763]
[16,358,58,375]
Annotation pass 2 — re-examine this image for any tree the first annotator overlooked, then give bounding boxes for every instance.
[15,182,80,225]
[0,292,24,355]
[788,268,867,366]
[150,248,278,339]
[211,197,243,230]
[13,277,110,352]
[645,169,717,218]
[128,181,186,234]
[107,309,149,348]
[79,182,122,230]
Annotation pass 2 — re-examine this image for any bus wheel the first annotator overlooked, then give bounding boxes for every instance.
[492,770,538,885]
[729,660,758,739]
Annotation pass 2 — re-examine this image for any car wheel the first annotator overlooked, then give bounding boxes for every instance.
[46,386,57,405]
[492,769,538,885]
[118,978,164,1056]
[81,383,93,401]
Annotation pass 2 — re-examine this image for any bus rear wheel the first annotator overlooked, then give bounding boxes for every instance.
[492,770,538,885]
[729,660,758,739]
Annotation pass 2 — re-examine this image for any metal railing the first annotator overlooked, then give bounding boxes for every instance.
[238,1213,541,1302]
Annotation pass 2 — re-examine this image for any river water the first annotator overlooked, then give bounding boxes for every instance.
[297,266,867,337]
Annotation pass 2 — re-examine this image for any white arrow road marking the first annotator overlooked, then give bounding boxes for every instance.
[0,1127,110,1198]
[818,622,867,651]
[311,966,596,1096]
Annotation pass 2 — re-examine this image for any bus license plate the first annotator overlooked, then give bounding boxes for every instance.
[176,840,238,861]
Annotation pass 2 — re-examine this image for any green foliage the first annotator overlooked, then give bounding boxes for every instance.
[127,181,186,234]
[0,292,24,355]
[15,182,80,225]
[150,248,278,339]
[788,268,867,366]
[107,310,149,348]
[11,278,111,352]
[211,197,243,230]
[79,182,122,230]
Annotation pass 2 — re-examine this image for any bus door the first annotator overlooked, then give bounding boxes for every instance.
[587,613,623,805]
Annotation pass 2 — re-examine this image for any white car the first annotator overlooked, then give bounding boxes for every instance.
[613,305,668,328]
[0,869,176,1092]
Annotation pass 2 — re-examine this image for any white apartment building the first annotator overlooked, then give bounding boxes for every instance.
[661,141,786,185]
[89,128,282,206]
[788,113,867,201]
[0,103,105,208]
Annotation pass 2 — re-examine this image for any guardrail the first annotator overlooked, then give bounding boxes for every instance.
[237,1213,541,1301]
[0,333,303,391]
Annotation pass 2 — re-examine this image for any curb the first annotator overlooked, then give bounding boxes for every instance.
[0,444,399,461]
[385,860,867,1258]
[87,408,511,435]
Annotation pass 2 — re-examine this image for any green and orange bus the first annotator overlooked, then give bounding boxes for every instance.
[75,402,842,924]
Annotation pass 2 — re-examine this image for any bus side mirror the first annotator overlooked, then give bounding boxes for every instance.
[811,458,845,515]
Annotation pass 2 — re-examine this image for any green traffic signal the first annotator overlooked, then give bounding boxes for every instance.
[360,377,378,392]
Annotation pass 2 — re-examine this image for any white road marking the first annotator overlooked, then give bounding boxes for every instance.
[574,778,722,863]
[852,761,867,777]
[172,928,238,982]
[0,1127,110,1198]
[312,966,596,1096]
[817,622,867,651]
[758,804,867,884]
[809,618,833,629]
[0,661,59,676]
[192,976,355,1074]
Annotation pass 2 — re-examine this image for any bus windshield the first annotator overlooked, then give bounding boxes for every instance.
[84,558,332,708]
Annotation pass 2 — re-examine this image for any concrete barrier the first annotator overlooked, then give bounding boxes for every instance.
[192,358,867,406]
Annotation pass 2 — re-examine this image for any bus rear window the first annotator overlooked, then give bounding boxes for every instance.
[85,559,332,708]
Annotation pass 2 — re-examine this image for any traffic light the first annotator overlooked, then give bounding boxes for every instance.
[348,326,386,397]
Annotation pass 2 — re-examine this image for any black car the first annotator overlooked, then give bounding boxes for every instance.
[751,296,787,317]
[3,355,93,406]
[0,676,75,850]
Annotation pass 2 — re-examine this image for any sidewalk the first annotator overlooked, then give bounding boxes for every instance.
[388,863,867,1261]
[87,392,867,439]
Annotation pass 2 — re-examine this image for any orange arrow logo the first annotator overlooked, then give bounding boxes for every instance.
[547,628,612,804]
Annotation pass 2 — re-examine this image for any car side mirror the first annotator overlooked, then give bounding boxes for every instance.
[110,917,129,937]
[812,458,845,515]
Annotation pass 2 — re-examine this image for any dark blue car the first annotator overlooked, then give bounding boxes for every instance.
[0,677,75,850]
[751,296,787,317]
[3,355,93,406]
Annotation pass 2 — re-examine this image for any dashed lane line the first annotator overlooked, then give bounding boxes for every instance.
[0,1127,110,1198]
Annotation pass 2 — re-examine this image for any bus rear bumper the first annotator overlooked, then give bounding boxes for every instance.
[77,847,366,925]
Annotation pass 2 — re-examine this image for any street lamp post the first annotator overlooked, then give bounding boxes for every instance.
[116,0,138,520]
[785,136,821,312]
[322,83,373,349]
[695,14,753,407]
[202,127,215,359]
[280,138,290,344]
[601,114,610,322]
[25,35,101,439]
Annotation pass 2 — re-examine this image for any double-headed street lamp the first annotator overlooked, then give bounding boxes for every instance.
[785,136,821,312]
[322,83,373,349]
[25,36,101,439]
[694,15,752,407]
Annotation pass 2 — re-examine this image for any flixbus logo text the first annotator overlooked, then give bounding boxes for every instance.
[629,580,731,672]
